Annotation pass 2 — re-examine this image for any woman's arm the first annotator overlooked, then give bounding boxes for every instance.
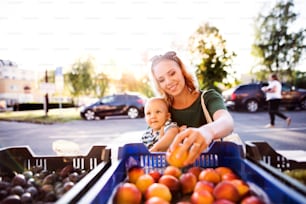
[168,109,234,166]
[203,109,234,140]
[262,82,277,93]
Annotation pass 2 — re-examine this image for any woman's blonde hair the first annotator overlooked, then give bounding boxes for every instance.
[150,51,197,105]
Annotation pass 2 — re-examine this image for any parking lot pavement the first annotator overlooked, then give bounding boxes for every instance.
[0,110,305,156]
[0,118,148,155]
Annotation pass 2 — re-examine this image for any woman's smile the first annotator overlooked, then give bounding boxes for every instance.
[168,83,178,92]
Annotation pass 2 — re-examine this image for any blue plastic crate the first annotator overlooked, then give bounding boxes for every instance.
[79,142,306,204]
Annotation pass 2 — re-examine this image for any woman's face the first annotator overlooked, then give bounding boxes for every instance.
[152,59,185,97]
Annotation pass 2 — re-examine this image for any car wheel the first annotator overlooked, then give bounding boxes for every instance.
[84,109,95,120]
[245,99,259,112]
[127,107,139,119]
[300,98,306,110]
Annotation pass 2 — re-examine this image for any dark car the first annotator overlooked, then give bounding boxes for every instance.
[80,93,147,120]
[222,83,306,112]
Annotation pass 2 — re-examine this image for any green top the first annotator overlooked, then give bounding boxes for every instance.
[169,89,226,127]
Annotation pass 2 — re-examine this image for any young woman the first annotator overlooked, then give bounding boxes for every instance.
[150,51,234,166]
[261,73,291,128]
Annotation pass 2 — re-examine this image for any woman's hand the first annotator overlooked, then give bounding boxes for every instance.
[261,86,268,92]
[168,126,213,166]
[167,110,233,167]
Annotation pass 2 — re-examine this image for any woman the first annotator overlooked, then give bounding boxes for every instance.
[150,51,234,166]
[261,73,291,128]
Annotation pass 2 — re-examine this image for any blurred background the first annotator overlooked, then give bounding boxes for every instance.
[1,0,306,109]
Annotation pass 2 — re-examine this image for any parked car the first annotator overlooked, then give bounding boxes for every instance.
[222,82,306,112]
[80,93,147,120]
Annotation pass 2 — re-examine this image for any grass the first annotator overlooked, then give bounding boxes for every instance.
[0,108,82,124]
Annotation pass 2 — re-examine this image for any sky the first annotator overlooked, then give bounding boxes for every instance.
[1,0,306,78]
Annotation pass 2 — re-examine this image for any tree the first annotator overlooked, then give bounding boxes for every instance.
[118,72,154,97]
[120,72,138,92]
[295,70,306,89]
[94,72,109,98]
[137,75,155,98]
[188,22,236,92]
[67,57,95,99]
[38,70,54,83]
[251,0,306,82]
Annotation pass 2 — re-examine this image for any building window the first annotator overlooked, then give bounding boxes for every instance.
[24,85,31,93]
[10,85,18,91]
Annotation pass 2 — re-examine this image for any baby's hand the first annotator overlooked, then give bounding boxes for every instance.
[179,125,187,132]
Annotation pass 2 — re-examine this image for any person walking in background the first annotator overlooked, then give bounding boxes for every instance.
[142,97,180,152]
[261,73,291,128]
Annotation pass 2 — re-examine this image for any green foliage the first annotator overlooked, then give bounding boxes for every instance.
[252,69,271,82]
[67,57,95,97]
[249,69,306,89]
[94,72,109,98]
[136,75,155,97]
[188,22,236,92]
[65,57,153,100]
[119,72,154,97]
[0,108,81,124]
[295,71,306,88]
[38,70,55,83]
[251,0,306,80]
[120,72,138,92]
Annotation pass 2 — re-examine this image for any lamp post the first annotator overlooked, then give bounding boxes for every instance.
[44,70,49,116]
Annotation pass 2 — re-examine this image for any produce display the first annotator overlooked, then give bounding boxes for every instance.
[112,164,267,204]
[58,142,305,204]
[0,165,88,203]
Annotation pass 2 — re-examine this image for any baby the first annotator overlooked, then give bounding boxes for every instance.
[141,97,179,152]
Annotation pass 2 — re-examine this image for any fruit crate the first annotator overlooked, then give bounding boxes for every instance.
[245,140,306,197]
[78,142,305,204]
[0,145,111,203]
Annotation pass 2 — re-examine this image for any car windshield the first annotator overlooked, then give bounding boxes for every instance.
[282,83,292,91]
[100,96,115,104]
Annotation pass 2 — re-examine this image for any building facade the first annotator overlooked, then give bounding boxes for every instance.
[0,59,44,107]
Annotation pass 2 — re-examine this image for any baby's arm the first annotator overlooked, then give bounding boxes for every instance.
[149,126,179,152]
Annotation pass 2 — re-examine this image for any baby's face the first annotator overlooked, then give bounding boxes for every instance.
[145,100,170,131]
